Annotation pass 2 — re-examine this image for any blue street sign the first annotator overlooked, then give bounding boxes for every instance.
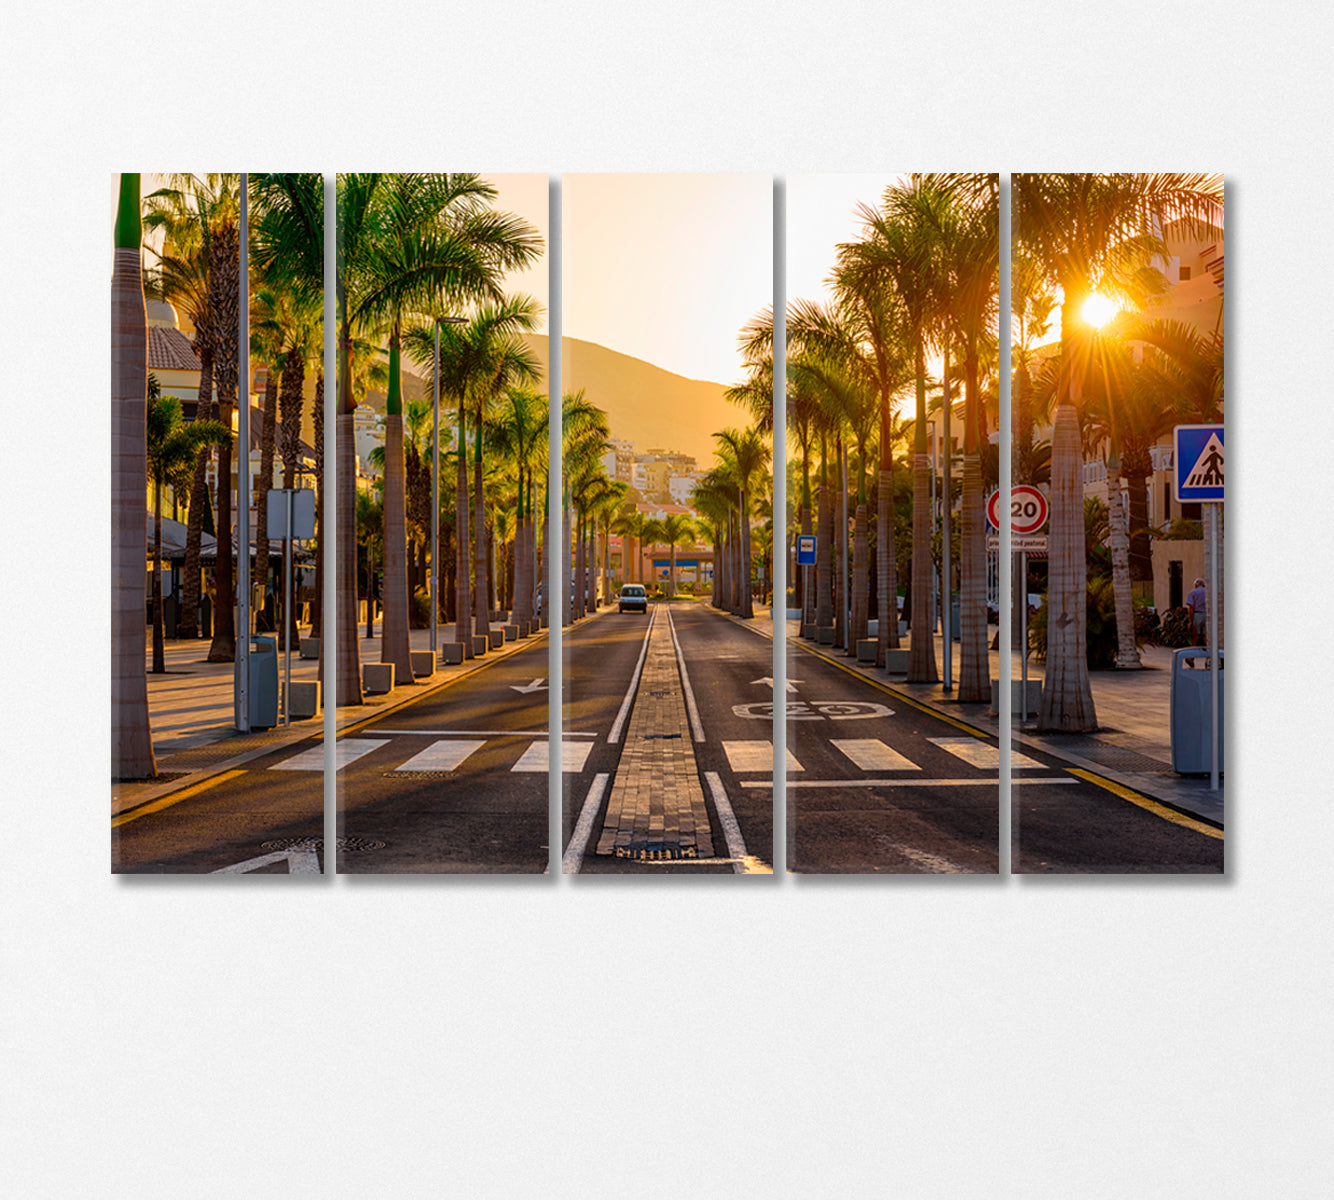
[796,535,816,566]
[1174,424,1224,503]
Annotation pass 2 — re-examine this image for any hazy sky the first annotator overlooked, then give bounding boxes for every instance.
[786,173,903,311]
[562,173,772,385]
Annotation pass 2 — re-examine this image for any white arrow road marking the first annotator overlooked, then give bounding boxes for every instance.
[510,678,548,694]
[393,739,485,772]
[212,847,321,874]
[271,739,387,771]
[723,741,803,773]
[751,677,801,692]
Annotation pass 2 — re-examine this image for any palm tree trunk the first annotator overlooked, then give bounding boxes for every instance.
[254,370,278,632]
[381,409,413,681]
[112,176,157,778]
[741,488,754,620]
[835,443,847,647]
[1038,402,1097,730]
[335,328,363,705]
[206,220,240,664]
[879,468,901,656]
[308,370,324,641]
[473,419,490,638]
[152,481,166,675]
[816,480,833,630]
[455,410,472,657]
[1106,470,1141,669]
[851,502,868,648]
[801,505,814,633]
[957,452,989,702]
[178,345,214,641]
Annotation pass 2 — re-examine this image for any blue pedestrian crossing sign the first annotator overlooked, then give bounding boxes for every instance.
[1174,424,1224,503]
[796,535,816,565]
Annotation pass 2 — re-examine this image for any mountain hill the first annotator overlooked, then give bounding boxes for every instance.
[395,334,737,469]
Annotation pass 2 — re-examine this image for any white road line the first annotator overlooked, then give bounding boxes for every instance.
[747,777,1078,788]
[513,740,593,773]
[393,739,485,772]
[723,741,803,773]
[608,605,657,744]
[666,604,705,742]
[704,770,759,874]
[374,729,595,737]
[928,737,1047,770]
[271,738,388,771]
[211,847,321,874]
[561,772,610,874]
[831,738,920,771]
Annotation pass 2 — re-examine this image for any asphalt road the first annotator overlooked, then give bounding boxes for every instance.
[787,637,1223,874]
[561,601,775,874]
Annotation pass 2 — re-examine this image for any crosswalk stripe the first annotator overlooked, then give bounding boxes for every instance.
[926,737,1046,770]
[512,740,594,773]
[393,740,486,772]
[723,741,802,773]
[831,738,920,771]
[271,738,387,771]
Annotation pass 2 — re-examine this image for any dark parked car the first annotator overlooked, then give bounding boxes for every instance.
[618,584,648,614]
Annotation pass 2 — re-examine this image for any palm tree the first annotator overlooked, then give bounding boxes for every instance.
[713,427,770,619]
[143,174,238,644]
[146,388,229,673]
[643,514,696,600]
[356,488,384,639]
[337,174,541,694]
[112,174,157,779]
[561,391,610,624]
[1014,173,1222,730]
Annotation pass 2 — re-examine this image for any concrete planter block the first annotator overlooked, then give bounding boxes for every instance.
[503,624,518,642]
[289,680,320,719]
[800,622,816,639]
[299,637,320,660]
[885,649,910,674]
[441,643,465,666]
[515,620,529,638]
[488,629,503,649]
[866,620,879,636]
[991,680,1044,715]
[410,650,435,679]
[816,626,835,645]
[857,638,877,663]
[363,663,395,694]
[472,635,489,656]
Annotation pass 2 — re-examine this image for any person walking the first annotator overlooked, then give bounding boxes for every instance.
[1187,577,1207,645]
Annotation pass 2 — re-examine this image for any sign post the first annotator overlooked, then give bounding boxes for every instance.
[988,486,1049,724]
[1175,424,1224,792]
[268,488,316,726]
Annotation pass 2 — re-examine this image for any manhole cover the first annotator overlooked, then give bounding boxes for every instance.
[261,836,385,852]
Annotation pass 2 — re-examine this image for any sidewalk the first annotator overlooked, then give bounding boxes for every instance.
[778,614,1223,827]
[113,619,549,818]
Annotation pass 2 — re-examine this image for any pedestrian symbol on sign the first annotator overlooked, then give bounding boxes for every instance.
[1174,424,1224,503]
[1185,434,1223,488]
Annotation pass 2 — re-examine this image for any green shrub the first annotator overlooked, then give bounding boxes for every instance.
[1029,576,1132,669]
[1135,602,1161,645]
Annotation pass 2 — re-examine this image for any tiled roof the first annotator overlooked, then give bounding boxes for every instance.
[147,326,199,372]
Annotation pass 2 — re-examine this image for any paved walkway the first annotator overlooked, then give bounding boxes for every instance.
[114,619,548,818]
[596,606,714,859]
[778,614,1224,827]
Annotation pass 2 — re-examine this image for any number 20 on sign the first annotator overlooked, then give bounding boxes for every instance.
[986,485,1048,534]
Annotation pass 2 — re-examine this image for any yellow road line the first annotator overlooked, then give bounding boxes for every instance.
[789,638,986,737]
[1066,769,1224,839]
[112,769,248,828]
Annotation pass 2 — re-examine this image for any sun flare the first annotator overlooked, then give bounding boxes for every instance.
[1080,293,1118,328]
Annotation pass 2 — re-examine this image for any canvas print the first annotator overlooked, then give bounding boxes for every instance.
[783,174,1002,873]
[331,173,551,873]
[559,173,774,874]
[112,173,329,873]
[1009,172,1225,873]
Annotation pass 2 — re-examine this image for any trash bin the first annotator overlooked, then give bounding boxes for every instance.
[235,635,279,730]
[1170,647,1223,774]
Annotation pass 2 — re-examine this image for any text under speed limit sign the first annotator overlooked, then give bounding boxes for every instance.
[987,485,1049,534]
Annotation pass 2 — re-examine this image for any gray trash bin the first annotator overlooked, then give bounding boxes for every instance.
[235,635,279,729]
[1170,647,1223,774]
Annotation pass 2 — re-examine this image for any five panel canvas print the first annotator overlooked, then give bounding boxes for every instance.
[110,172,1224,876]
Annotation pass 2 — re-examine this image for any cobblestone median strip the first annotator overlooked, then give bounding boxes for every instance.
[596,605,714,859]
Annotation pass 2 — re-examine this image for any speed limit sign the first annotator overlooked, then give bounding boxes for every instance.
[987,485,1049,534]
